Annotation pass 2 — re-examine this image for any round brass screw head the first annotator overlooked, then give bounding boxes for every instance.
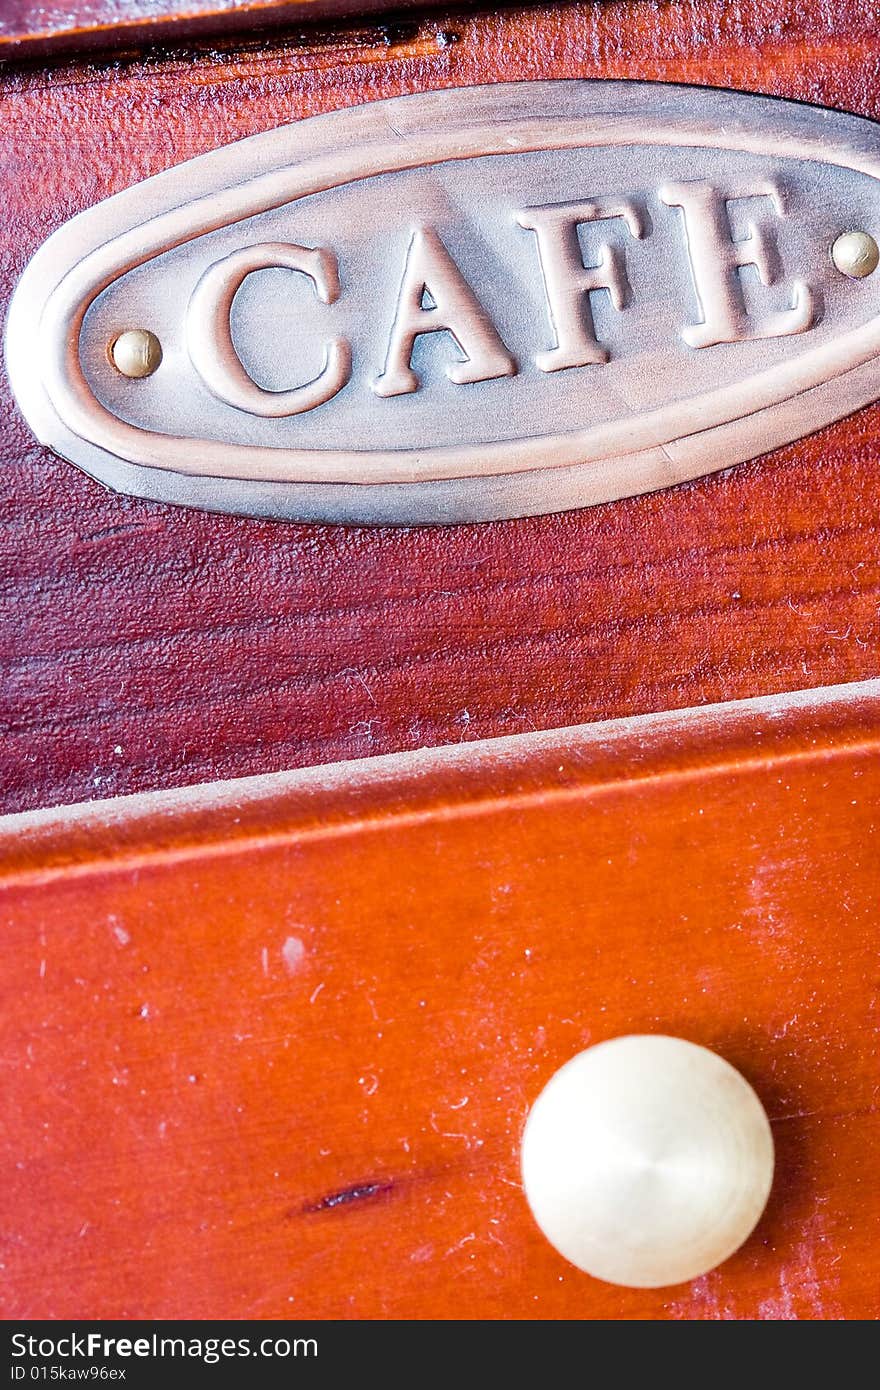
[831,230,879,279]
[110,329,162,378]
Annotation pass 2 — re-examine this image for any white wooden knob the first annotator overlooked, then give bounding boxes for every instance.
[521,1035,774,1288]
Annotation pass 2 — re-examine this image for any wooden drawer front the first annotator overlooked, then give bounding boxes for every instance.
[1,683,877,1319]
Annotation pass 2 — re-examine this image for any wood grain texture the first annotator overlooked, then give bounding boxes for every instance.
[1,680,877,1319]
[0,1,447,57]
[2,1,880,816]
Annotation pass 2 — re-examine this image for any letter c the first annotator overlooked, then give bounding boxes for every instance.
[186,242,351,416]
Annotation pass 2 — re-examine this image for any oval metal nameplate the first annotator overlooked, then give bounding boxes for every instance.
[7,81,880,524]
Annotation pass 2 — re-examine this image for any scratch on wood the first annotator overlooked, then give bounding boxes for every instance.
[300,1178,395,1215]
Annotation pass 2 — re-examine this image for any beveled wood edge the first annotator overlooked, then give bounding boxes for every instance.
[1,676,877,887]
[0,1,440,60]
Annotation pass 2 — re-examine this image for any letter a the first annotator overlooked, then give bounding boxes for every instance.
[374,227,516,397]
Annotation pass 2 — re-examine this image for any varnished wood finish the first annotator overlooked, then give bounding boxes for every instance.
[3,1,880,816]
[0,1,444,58]
[1,681,877,1319]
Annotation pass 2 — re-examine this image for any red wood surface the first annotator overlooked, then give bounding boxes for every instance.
[3,1,880,818]
[1,680,877,1320]
[0,1,445,57]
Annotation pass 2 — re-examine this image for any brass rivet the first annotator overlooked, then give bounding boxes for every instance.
[110,329,163,378]
[831,230,879,279]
